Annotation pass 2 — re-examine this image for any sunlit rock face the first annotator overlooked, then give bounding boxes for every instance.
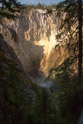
[40,46,69,76]
[1,8,65,76]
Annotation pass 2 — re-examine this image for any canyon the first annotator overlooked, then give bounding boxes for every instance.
[0,5,83,124]
[0,7,68,80]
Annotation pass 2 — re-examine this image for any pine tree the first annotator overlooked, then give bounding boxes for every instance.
[78,0,82,80]
[0,0,21,19]
[56,0,83,81]
[34,88,56,124]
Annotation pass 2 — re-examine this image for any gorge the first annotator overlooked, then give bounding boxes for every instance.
[0,7,67,79]
[0,3,83,124]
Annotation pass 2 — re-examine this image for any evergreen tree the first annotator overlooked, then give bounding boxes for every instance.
[49,58,83,124]
[56,0,83,81]
[78,0,82,80]
[0,47,32,124]
[34,88,56,124]
[0,0,21,19]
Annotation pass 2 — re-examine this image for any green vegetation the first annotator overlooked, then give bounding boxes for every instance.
[33,88,56,124]
[1,49,82,124]
[0,0,83,124]
[56,0,83,80]
[0,0,21,19]
[0,49,30,124]
[49,58,83,124]
[19,3,57,15]
[50,0,83,123]
[0,46,57,124]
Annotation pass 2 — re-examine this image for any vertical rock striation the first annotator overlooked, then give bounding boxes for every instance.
[1,8,66,76]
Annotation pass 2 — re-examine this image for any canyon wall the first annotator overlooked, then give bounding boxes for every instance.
[0,8,67,76]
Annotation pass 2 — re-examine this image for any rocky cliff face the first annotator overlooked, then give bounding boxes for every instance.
[0,38,35,101]
[0,8,66,76]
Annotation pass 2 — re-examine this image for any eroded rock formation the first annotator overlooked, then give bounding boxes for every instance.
[0,8,67,76]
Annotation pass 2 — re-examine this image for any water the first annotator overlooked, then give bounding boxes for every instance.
[32,74,57,89]
[78,109,83,124]
[32,74,83,124]
[36,78,54,88]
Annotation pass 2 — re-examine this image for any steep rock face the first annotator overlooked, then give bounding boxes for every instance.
[1,8,66,76]
[40,46,68,76]
[0,38,35,101]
